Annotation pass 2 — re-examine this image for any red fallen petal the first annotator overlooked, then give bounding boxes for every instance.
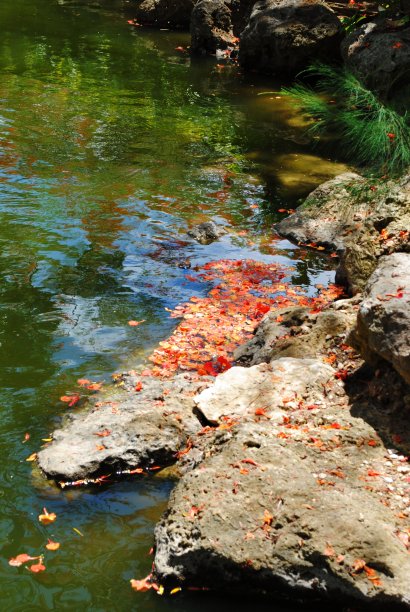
[28,562,46,573]
[130,575,155,592]
[135,382,143,391]
[9,554,38,567]
[45,539,60,551]
[87,383,102,391]
[77,379,91,386]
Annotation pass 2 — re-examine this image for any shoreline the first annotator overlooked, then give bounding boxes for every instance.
[35,171,410,609]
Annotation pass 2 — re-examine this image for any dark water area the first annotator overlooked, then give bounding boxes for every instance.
[0,1,348,609]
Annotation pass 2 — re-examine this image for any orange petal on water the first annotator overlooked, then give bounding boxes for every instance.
[45,539,60,551]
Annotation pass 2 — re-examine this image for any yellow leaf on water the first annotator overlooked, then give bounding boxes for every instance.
[73,527,84,537]
[26,453,38,462]
[170,587,182,595]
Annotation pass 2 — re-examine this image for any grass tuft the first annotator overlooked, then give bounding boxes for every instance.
[283,63,410,176]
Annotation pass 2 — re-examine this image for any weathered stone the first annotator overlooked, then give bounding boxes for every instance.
[190,0,237,53]
[195,358,335,424]
[234,301,357,365]
[133,0,195,27]
[276,172,363,250]
[155,420,410,607]
[38,374,208,481]
[349,253,410,384]
[187,221,227,243]
[276,172,410,294]
[239,0,342,75]
[342,21,410,98]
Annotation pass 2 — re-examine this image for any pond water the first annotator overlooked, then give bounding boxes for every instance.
[0,1,347,610]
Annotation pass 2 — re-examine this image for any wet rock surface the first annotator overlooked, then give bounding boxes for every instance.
[239,0,342,75]
[276,172,410,294]
[187,221,227,244]
[349,253,410,384]
[38,373,210,481]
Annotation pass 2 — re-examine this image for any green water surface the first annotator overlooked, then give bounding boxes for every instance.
[0,1,345,609]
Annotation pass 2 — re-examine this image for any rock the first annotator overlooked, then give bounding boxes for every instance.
[190,0,237,54]
[133,0,195,27]
[239,0,342,75]
[276,172,410,294]
[38,374,208,481]
[342,21,410,98]
[195,358,335,424]
[276,172,363,250]
[349,253,410,384]
[335,224,383,296]
[154,419,410,607]
[234,301,357,366]
[187,221,227,244]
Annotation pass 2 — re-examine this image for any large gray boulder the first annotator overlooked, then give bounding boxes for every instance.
[155,419,410,607]
[342,21,410,98]
[349,253,410,384]
[239,0,342,74]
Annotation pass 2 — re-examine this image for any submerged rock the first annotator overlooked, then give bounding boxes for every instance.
[187,221,227,244]
[349,253,410,385]
[239,0,342,75]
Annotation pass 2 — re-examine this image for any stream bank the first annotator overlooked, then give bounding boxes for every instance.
[36,171,410,609]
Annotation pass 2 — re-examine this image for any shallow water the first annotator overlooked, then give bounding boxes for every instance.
[0,1,345,609]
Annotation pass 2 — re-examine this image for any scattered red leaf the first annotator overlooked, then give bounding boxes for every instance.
[87,383,102,392]
[135,382,143,392]
[241,458,258,466]
[28,561,46,573]
[94,429,111,438]
[38,508,56,525]
[77,378,91,387]
[128,320,145,327]
[351,558,367,573]
[45,539,60,551]
[9,553,39,567]
[22,433,30,443]
[60,394,80,407]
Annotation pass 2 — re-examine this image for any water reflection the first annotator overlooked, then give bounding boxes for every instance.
[0,0,343,609]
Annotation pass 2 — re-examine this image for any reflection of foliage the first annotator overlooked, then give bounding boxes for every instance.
[283,64,410,176]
